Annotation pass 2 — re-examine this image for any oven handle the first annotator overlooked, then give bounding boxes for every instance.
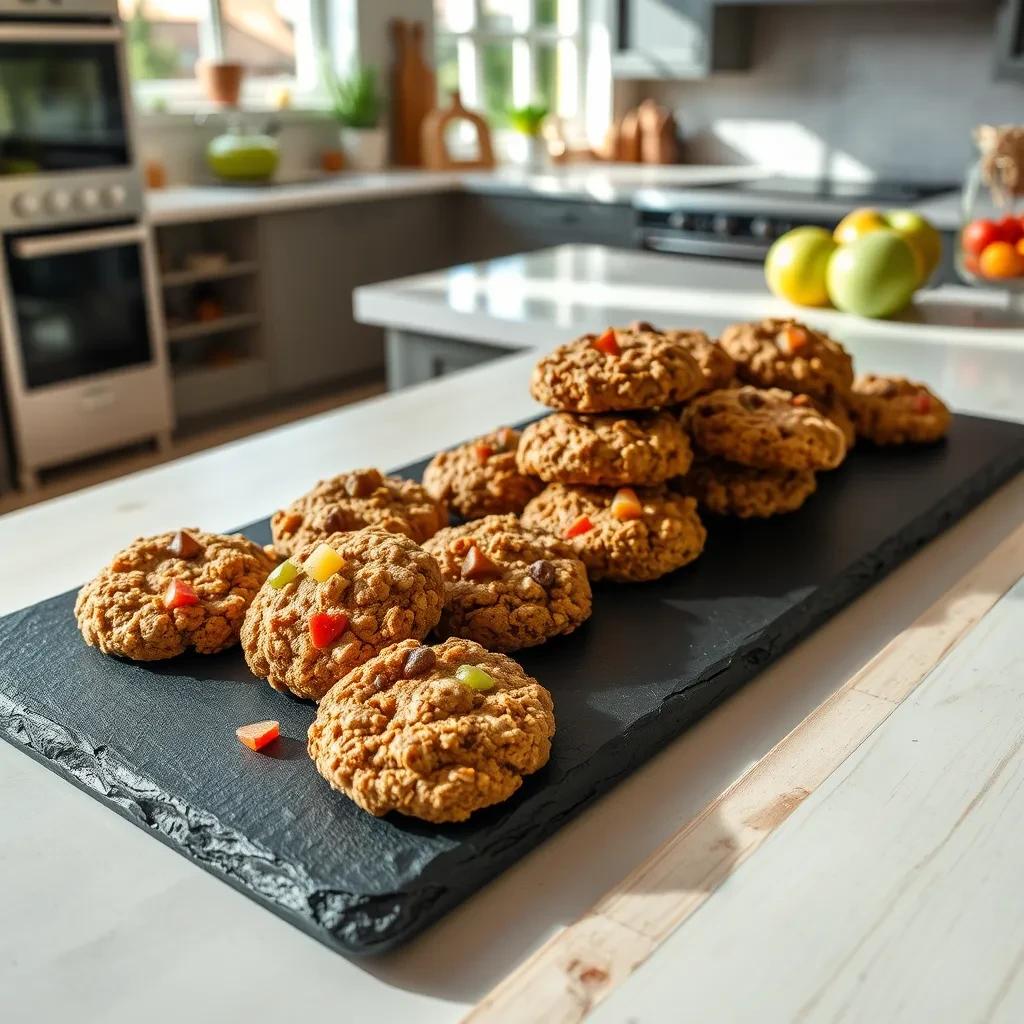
[0,23,122,43]
[13,225,148,261]
[641,231,769,262]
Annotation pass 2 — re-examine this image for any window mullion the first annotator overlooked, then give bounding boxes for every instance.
[200,0,224,61]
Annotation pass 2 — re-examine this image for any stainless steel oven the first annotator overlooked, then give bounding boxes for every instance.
[0,0,171,489]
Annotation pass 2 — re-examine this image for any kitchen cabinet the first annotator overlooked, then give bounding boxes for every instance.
[259,194,459,395]
[455,194,638,262]
[995,0,1024,79]
[385,330,511,390]
[608,0,752,79]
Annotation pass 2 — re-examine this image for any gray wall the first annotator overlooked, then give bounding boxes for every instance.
[626,1,1023,184]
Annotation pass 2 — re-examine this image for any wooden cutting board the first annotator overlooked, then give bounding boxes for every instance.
[422,90,495,170]
[391,19,435,167]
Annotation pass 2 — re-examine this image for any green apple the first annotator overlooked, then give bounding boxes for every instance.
[764,226,837,307]
[882,209,943,285]
[206,132,279,182]
[826,230,918,318]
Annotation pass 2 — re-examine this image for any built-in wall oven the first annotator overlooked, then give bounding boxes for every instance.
[0,0,171,490]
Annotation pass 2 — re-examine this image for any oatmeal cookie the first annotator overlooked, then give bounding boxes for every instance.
[517,410,692,487]
[682,387,847,471]
[848,374,951,445]
[241,528,444,701]
[271,467,447,557]
[423,427,541,520]
[675,456,817,518]
[75,529,276,661]
[521,483,706,583]
[718,318,854,400]
[530,326,705,413]
[629,321,736,393]
[308,637,555,823]
[422,514,591,652]
[816,394,857,451]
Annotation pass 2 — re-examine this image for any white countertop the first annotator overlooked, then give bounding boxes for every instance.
[3,245,1023,1022]
[147,164,963,230]
[356,244,1024,423]
[145,163,767,225]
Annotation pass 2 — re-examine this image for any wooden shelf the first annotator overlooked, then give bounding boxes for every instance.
[166,312,260,343]
[161,261,259,288]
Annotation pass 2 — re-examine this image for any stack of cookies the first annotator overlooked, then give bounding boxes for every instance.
[669,319,850,519]
[514,323,712,582]
[72,317,953,826]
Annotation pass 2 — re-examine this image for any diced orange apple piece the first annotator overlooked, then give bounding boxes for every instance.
[610,487,643,521]
[305,543,345,582]
[592,329,621,356]
[236,720,280,751]
[564,514,594,539]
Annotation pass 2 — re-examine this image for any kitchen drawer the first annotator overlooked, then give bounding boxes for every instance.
[456,194,637,262]
[173,358,270,422]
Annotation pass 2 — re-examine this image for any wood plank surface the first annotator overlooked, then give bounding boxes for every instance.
[466,522,1024,1024]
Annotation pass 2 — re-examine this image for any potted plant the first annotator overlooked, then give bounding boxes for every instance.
[507,103,549,170]
[327,66,386,171]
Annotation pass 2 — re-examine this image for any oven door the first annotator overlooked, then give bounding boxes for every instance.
[3,222,159,389]
[0,23,131,176]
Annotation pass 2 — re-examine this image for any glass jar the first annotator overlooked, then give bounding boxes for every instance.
[956,125,1024,312]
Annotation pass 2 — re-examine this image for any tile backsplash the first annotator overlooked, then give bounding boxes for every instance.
[626,1,1022,184]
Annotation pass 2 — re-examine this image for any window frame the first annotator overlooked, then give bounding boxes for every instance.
[434,0,588,131]
[124,0,327,111]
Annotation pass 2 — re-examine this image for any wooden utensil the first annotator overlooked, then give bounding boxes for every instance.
[391,19,435,167]
[638,98,679,165]
[421,90,495,170]
[618,107,642,163]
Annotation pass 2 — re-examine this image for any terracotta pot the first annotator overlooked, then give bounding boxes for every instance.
[196,61,245,107]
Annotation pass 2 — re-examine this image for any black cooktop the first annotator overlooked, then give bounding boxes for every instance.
[707,175,957,203]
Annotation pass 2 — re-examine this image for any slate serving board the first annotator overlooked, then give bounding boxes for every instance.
[2,413,1023,956]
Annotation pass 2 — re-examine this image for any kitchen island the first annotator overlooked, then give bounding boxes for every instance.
[2,248,1023,1021]
[355,244,1024,409]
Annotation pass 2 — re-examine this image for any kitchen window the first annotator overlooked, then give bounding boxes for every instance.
[434,0,587,131]
[119,0,323,108]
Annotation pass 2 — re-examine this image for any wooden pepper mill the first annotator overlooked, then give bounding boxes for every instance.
[391,19,435,167]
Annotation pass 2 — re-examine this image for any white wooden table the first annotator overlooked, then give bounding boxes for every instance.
[3,248,1023,1022]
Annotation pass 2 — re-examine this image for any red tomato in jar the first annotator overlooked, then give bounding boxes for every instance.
[962,219,1001,257]
[997,215,1024,246]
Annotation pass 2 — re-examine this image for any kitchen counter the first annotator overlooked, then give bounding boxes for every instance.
[356,244,1024,419]
[3,247,1022,1021]
[147,164,963,230]
[145,164,766,225]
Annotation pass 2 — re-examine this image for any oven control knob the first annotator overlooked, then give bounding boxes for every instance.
[46,189,71,214]
[12,192,40,217]
[76,187,100,211]
[103,184,128,208]
[750,217,773,240]
[712,214,739,236]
